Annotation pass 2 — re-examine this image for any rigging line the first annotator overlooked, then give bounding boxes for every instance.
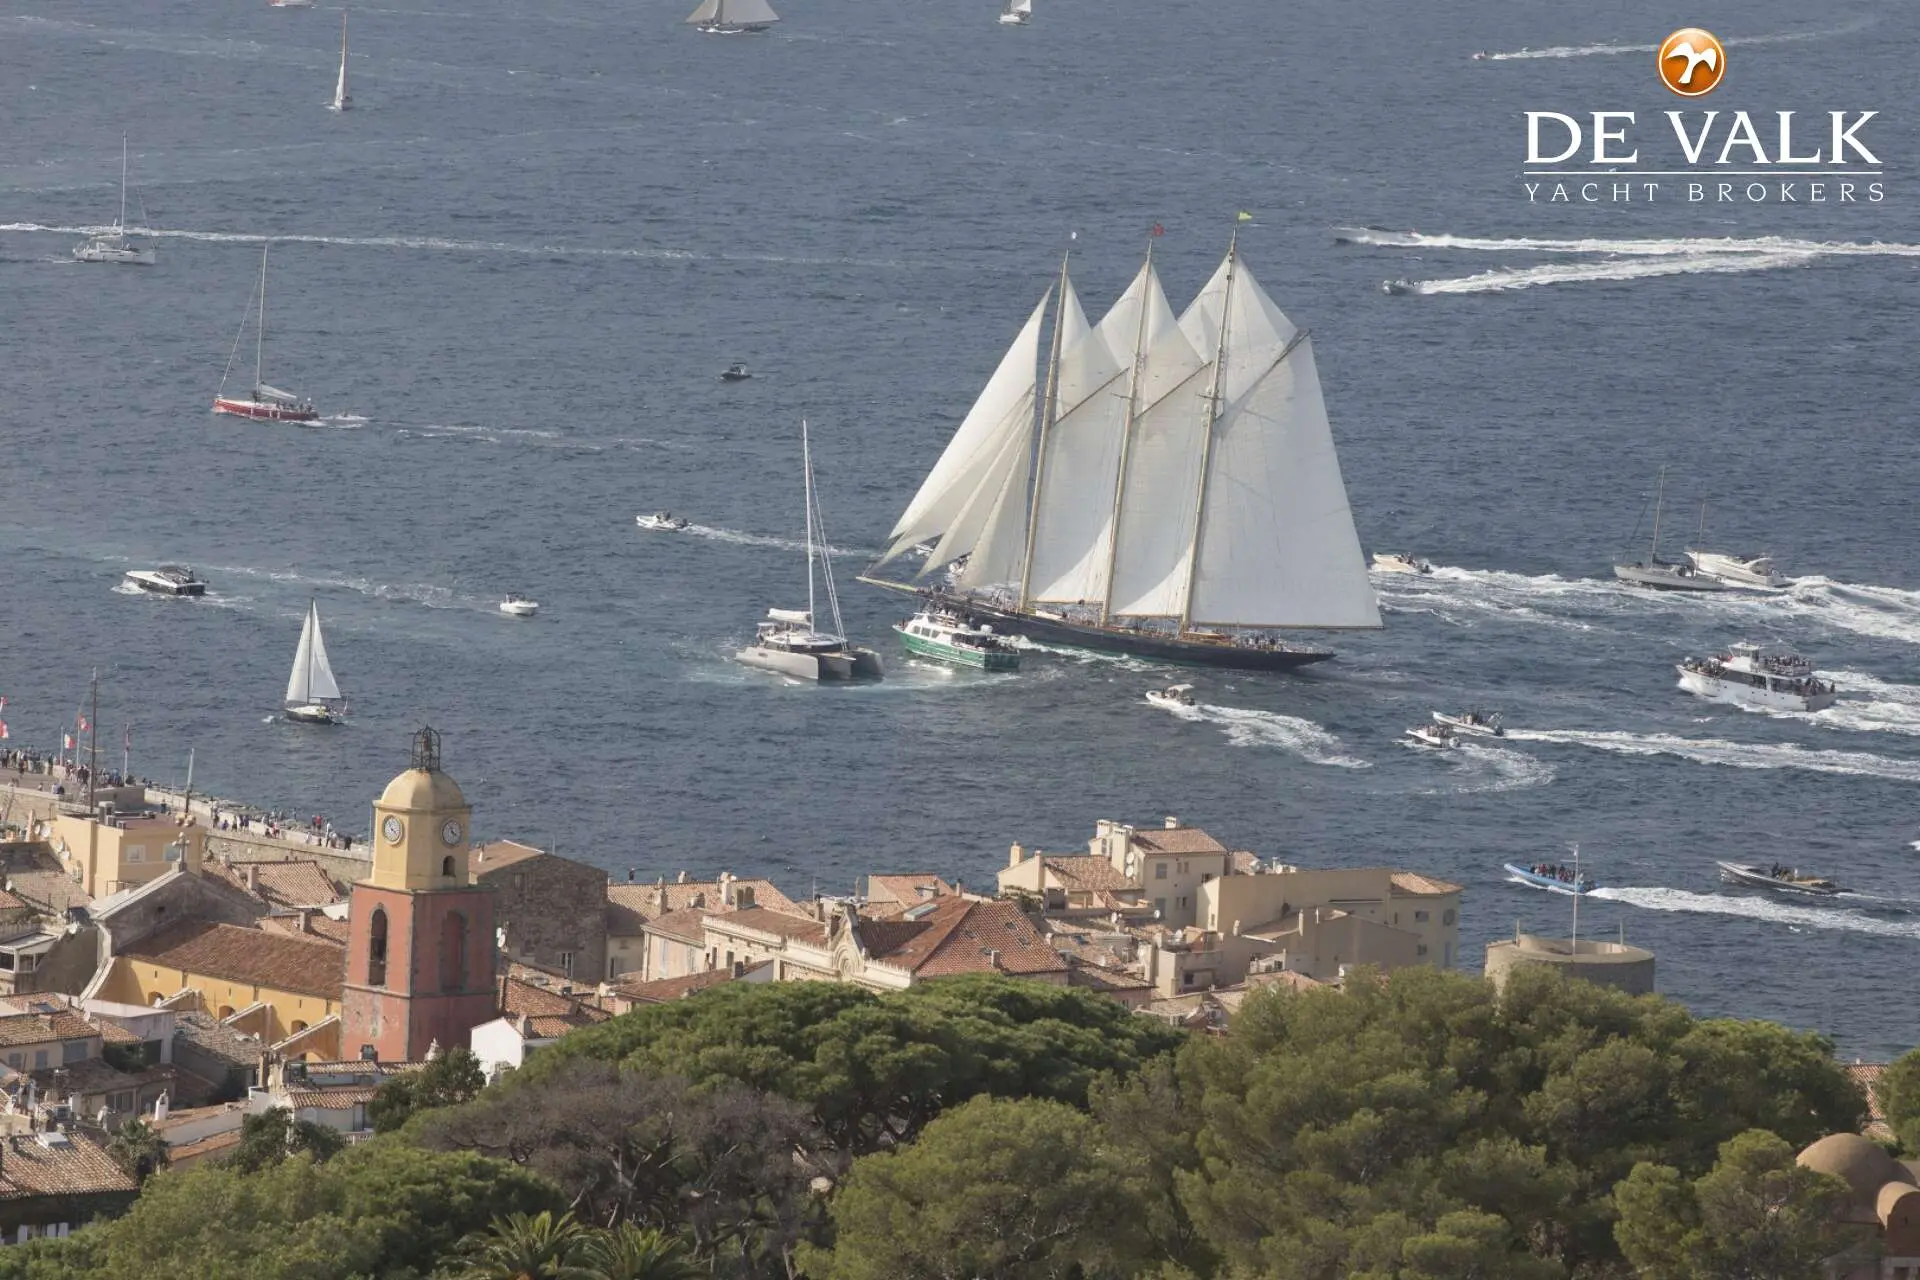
[215,262,262,396]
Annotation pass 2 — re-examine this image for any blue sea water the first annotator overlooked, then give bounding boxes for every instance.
[2,0,1916,1055]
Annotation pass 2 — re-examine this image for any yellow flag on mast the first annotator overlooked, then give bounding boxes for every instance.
[1235,210,1254,222]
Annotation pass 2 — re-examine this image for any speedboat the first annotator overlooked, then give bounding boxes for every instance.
[1685,550,1787,591]
[1404,723,1458,749]
[1716,861,1842,897]
[720,363,752,381]
[1145,684,1196,709]
[1677,642,1837,713]
[1432,710,1503,737]
[894,608,1019,671]
[636,512,691,532]
[499,595,539,617]
[124,566,208,597]
[1504,861,1598,895]
[1372,552,1432,575]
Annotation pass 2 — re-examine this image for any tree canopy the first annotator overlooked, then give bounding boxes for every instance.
[1881,1046,1920,1155]
[370,1045,488,1133]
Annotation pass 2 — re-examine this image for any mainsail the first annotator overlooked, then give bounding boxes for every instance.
[286,601,343,704]
[685,0,779,24]
[878,239,1380,633]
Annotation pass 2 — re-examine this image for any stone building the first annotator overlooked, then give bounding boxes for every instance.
[0,1130,137,1243]
[1483,932,1655,996]
[607,874,796,980]
[1000,818,1234,928]
[1794,1132,1920,1279]
[471,841,608,984]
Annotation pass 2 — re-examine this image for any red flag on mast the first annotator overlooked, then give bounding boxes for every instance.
[1150,223,1165,237]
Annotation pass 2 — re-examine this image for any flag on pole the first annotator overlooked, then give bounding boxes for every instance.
[63,731,73,751]
[77,715,90,733]
[124,725,132,749]
[1150,223,1165,237]
[0,723,9,741]
[0,696,8,711]
[1236,210,1254,222]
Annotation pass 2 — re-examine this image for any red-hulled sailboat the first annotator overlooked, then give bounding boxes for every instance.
[213,244,320,424]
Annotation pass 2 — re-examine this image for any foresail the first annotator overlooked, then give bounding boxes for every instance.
[1106,318,1210,617]
[923,401,1030,575]
[725,0,780,22]
[285,607,316,704]
[881,290,1047,566]
[305,604,344,700]
[684,0,721,22]
[958,430,1032,588]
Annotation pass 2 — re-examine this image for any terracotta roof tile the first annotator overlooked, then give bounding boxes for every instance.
[93,1020,142,1046]
[1067,960,1151,993]
[611,962,769,1005]
[152,1102,246,1135]
[167,1130,242,1163]
[122,922,345,1002]
[707,906,826,944]
[642,906,714,944]
[0,1132,136,1200]
[173,1012,265,1067]
[497,975,609,1023]
[1390,871,1463,897]
[0,1010,99,1048]
[0,888,27,912]
[1042,856,1137,892]
[860,899,1065,978]
[286,1086,381,1109]
[1848,1063,1888,1125]
[205,859,344,910]
[866,875,955,906]
[608,878,798,919]
[0,844,91,915]
[1230,851,1263,876]
[467,840,548,872]
[604,901,650,936]
[1128,826,1228,856]
[259,913,352,945]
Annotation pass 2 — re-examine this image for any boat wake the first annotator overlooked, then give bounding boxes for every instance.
[1474,16,1876,61]
[1385,250,1817,297]
[1418,741,1555,794]
[1505,727,1920,784]
[1775,671,1920,738]
[1010,638,1161,674]
[199,563,491,613]
[1779,577,1920,647]
[1592,885,1920,941]
[1373,565,1610,631]
[678,524,881,560]
[1157,701,1371,769]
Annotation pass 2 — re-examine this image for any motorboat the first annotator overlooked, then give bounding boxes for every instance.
[894,608,1019,671]
[1145,684,1197,709]
[498,595,539,617]
[124,566,207,597]
[212,245,321,424]
[1716,860,1842,898]
[1677,641,1837,713]
[1685,550,1786,591]
[636,512,691,532]
[737,422,883,682]
[1372,552,1432,576]
[74,135,155,266]
[1432,709,1503,737]
[1404,723,1458,749]
[1613,466,1726,593]
[720,363,753,381]
[283,599,346,724]
[1504,861,1598,895]
[269,0,315,7]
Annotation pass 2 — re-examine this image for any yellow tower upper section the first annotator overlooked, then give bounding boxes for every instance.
[368,729,473,892]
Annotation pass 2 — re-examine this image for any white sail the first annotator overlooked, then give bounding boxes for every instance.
[332,13,350,110]
[1186,258,1380,628]
[1024,265,1157,604]
[685,0,721,21]
[957,422,1033,587]
[687,0,778,23]
[881,291,1048,567]
[286,602,343,704]
[1012,0,1033,13]
[1106,319,1210,617]
[925,409,1027,574]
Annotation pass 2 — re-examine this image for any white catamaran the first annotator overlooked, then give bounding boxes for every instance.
[74,135,156,266]
[328,12,352,111]
[284,599,346,724]
[862,236,1380,670]
[685,0,778,34]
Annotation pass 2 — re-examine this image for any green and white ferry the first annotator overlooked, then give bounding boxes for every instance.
[893,608,1021,672]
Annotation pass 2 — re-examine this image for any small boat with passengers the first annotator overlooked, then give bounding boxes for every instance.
[1504,860,1598,895]
[1716,860,1843,898]
[1404,723,1458,749]
[498,595,539,617]
[1432,709,1503,737]
[1677,641,1837,713]
[1372,552,1432,575]
[1145,684,1197,710]
[124,566,207,597]
[636,512,691,532]
[893,608,1019,671]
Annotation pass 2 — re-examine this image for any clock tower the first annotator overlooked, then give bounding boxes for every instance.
[341,728,498,1062]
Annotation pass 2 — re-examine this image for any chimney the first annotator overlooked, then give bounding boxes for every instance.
[1163,815,1180,829]
[152,1092,169,1122]
[676,870,689,884]
[986,949,1003,971]
[517,1014,531,1036]
[243,864,259,892]
[297,908,315,935]
[1007,842,1025,869]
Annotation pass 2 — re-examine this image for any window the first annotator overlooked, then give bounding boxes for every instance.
[1178,896,1188,909]
[111,1092,133,1112]
[1201,873,1213,883]
[1153,898,1167,917]
[1154,862,1168,880]
[291,1020,308,1034]
[1443,908,1456,926]
[367,907,388,987]
[440,912,469,992]
[442,855,456,878]
[5,1054,19,1070]
[62,1041,85,1064]
[33,1050,48,1070]
[125,845,145,864]
[1416,944,1429,957]
[560,951,576,978]
[722,951,732,971]
[1414,910,1430,923]
[1182,972,1195,987]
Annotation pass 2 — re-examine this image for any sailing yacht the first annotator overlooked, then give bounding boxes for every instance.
[213,245,320,423]
[860,236,1381,671]
[1612,467,1724,592]
[998,0,1032,24]
[284,600,346,724]
[738,422,883,681]
[685,0,778,33]
[328,12,352,111]
[73,136,155,266]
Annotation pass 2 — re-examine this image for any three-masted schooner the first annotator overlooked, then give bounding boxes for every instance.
[861,237,1380,671]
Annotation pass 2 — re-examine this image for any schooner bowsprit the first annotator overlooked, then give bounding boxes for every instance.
[861,238,1381,671]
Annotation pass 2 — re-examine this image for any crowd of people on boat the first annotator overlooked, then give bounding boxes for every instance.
[1763,863,1804,881]
[1526,861,1592,887]
[1682,657,1831,696]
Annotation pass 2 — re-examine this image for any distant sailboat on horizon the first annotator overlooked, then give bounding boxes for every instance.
[685,0,778,34]
[73,135,155,266]
[284,599,346,724]
[998,0,1032,25]
[213,244,320,424]
[328,11,352,111]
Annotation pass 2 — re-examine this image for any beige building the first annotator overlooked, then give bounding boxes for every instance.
[47,811,206,898]
[1000,817,1234,927]
[607,874,797,980]
[1201,866,1461,970]
[1483,933,1655,996]
[1794,1133,1920,1279]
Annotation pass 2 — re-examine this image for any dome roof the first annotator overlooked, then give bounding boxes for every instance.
[378,767,467,813]
[1797,1133,1912,1211]
[1879,1180,1920,1224]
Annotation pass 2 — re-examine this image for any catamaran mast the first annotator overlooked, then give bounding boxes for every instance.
[255,244,269,392]
[802,421,818,628]
[118,135,128,233]
[1016,250,1072,610]
[1177,232,1239,635]
[1098,238,1156,626]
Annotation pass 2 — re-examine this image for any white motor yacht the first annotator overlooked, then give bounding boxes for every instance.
[1685,550,1786,591]
[1431,709,1503,737]
[124,566,207,597]
[1677,641,1837,713]
[1404,723,1458,749]
[499,595,539,617]
[636,512,691,532]
[1372,552,1432,575]
[1145,684,1196,709]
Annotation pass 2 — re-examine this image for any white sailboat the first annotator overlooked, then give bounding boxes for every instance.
[738,422,883,681]
[998,0,1032,24]
[862,235,1380,671]
[284,600,346,724]
[685,0,778,34]
[328,12,352,111]
[73,135,156,266]
[1612,467,1724,593]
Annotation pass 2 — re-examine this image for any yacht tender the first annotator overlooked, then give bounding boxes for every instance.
[636,512,691,531]
[1504,861,1598,895]
[1372,552,1432,575]
[1716,860,1842,897]
[1145,684,1197,709]
[499,595,539,617]
[1432,709,1503,737]
[894,607,1019,671]
[124,566,207,597]
[1404,723,1458,749]
[1677,642,1836,713]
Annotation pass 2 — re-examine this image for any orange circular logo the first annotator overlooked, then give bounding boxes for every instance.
[1658,28,1726,96]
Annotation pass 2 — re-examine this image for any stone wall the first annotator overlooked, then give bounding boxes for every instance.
[475,852,608,984]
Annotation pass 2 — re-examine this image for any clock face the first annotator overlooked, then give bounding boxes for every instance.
[382,816,404,844]
[441,818,463,847]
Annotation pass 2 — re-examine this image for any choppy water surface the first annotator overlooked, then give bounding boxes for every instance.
[3,0,1916,1055]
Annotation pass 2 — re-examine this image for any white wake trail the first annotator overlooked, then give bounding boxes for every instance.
[1165,702,1372,769]
[1387,251,1819,296]
[1479,16,1876,60]
[1593,886,1920,941]
[1507,727,1920,784]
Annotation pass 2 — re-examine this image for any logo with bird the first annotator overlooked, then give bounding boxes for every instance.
[1658,28,1726,97]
